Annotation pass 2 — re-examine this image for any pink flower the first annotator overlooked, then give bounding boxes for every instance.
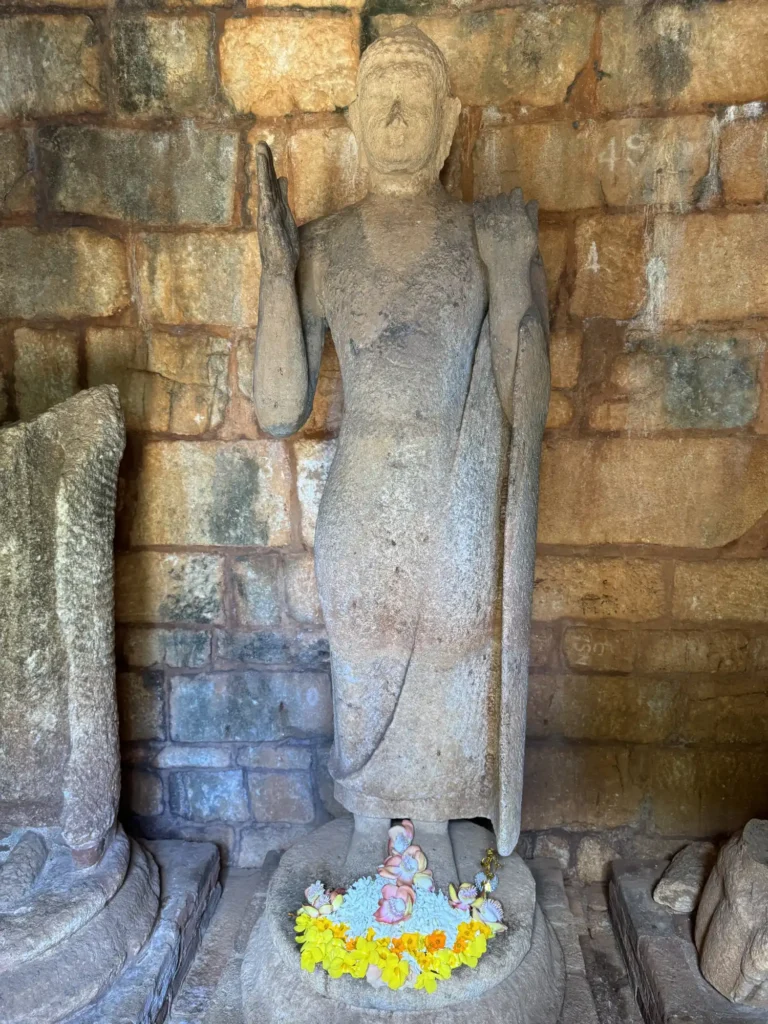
[300,880,345,918]
[448,882,478,912]
[387,820,415,856]
[374,883,415,924]
[379,844,433,890]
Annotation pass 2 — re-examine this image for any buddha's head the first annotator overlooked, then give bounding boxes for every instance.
[350,27,461,193]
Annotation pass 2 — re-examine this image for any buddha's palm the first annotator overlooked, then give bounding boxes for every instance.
[256,141,300,278]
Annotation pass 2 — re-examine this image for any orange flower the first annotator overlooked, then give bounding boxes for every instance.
[391,938,405,956]
[425,931,446,952]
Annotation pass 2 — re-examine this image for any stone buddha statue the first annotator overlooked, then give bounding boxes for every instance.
[255,25,549,882]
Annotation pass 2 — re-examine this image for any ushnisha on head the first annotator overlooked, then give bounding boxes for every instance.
[348,26,462,194]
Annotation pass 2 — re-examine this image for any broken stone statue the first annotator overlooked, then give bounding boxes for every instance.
[245,26,563,1023]
[0,387,218,1024]
[696,819,768,1006]
[653,841,717,914]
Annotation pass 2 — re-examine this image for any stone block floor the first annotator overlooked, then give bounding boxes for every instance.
[168,858,644,1024]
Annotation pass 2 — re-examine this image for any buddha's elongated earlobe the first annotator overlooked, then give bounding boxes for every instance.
[434,95,461,177]
[346,99,368,174]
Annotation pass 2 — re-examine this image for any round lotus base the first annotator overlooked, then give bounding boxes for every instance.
[241,818,565,1023]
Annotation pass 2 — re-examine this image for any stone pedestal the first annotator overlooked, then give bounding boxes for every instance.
[240,819,567,1024]
[609,859,767,1024]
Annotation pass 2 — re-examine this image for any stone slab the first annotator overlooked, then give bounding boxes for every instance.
[609,859,767,1024]
[65,840,220,1024]
[170,854,595,1024]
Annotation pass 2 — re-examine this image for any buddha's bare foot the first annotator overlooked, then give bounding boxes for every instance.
[344,815,391,880]
[412,820,458,891]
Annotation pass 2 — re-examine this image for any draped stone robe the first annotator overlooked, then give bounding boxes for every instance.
[304,190,549,856]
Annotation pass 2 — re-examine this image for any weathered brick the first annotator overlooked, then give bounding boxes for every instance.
[576,836,618,884]
[538,225,567,309]
[219,14,359,117]
[0,132,34,215]
[247,0,364,7]
[124,770,164,817]
[562,627,636,673]
[654,213,768,323]
[248,122,366,227]
[40,126,237,226]
[0,15,103,118]
[648,748,768,835]
[529,625,556,670]
[169,672,333,742]
[169,770,250,822]
[522,744,645,830]
[673,561,768,623]
[116,552,225,625]
[120,628,212,669]
[538,438,768,548]
[117,671,165,742]
[295,440,335,546]
[112,13,218,117]
[86,328,229,435]
[247,771,315,823]
[136,232,260,327]
[571,215,647,320]
[0,229,129,320]
[154,745,231,769]
[217,630,329,670]
[533,556,665,622]
[238,823,314,867]
[131,441,292,547]
[749,637,768,672]
[236,744,312,771]
[533,832,572,872]
[232,556,281,627]
[13,328,79,421]
[284,554,323,626]
[599,4,768,113]
[591,333,761,433]
[679,680,768,745]
[475,117,710,211]
[720,117,768,204]
[528,675,679,743]
[373,9,595,110]
[635,630,750,674]
[545,392,573,429]
[550,330,582,390]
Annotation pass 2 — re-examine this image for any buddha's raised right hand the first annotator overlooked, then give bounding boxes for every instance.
[256,142,299,278]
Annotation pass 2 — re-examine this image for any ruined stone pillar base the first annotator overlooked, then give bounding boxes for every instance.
[0,829,219,1024]
[241,818,566,1024]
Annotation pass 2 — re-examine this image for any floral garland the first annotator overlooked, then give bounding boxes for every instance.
[294,820,505,993]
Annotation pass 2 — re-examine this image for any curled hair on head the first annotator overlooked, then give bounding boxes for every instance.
[358,26,451,97]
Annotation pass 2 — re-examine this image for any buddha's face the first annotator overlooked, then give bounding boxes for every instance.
[357,61,445,176]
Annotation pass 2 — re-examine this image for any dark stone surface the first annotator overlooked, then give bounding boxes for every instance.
[609,859,767,1024]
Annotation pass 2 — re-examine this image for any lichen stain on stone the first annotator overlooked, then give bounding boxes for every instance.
[113,18,167,115]
[640,29,693,104]
[662,339,759,429]
[210,447,267,546]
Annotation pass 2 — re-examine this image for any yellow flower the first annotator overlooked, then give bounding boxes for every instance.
[381,954,410,990]
[415,969,439,994]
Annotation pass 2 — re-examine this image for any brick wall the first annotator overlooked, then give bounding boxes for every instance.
[1,0,767,876]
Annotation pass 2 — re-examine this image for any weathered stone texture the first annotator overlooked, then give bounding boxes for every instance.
[232,556,281,627]
[115,552,225,625]
[673,561,768,622]
[284,554,323,625]
[539,438,768,548]
[136,232,261,326]
[546,392,573,429]
[0,15,103,118]
[635,630,751,674]
[131,441,292,547]
[474,116,710,210]
[294,440,335,546]
[653,213,768,322]
[86,328,229,435]
[373,9,595,109]
[13,328,79,421]
[0,132,34,215]
[246,772,314,823]
[169,672,333,742]
[562,627,636,674]
[0,229,130,320]
[169,770,250,822]
[125,769,164,816]
[599,3,768,112]
[533,557,665,622]
[40,126,237,225]
[550,330,582,390]
[572,215,647,319]
[720,117,768,204]
[120,628,212,669]
[117,671,165,742]
[112,14,218,117]
[219,14,359,116]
